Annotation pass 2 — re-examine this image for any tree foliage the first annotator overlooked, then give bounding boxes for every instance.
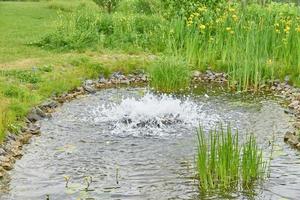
[92,0,120,13]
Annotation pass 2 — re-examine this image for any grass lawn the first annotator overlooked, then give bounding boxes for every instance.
[0,1,58,64]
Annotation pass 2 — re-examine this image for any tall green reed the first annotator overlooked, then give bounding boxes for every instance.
[175,3,300,90]
[149,57,190,93]
[197,125,267,193]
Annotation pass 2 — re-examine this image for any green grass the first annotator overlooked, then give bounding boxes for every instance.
[197,125,267,194]
[0,1,57,63]
[149,57,190,93]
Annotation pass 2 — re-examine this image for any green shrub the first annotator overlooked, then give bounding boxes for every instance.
[149,57,190,93]
[92,0,120,13]
[117,0,162,15]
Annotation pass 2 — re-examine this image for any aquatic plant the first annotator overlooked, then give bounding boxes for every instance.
[196,125,267,193]
[149,57,190,93]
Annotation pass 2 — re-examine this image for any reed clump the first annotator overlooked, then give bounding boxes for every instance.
[149,57,190,93]
[197,125,267,193]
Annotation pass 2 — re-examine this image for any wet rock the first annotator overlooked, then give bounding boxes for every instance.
[140,75,147,82]
[284,109,295,115]
[293,122,300,129]
[296,143,300,150]
[284,131,299,146]
[0,156,9,163]
[2,162,13,171]
[27,112,42,122]
[84,79,94,86]
[83,85,96,94]
[20,133,32,144]
[111,71,123,79]
[0,148,6,156]
[0,167,4,178]
[27,124,41,135]
[98,76,107,84]
[39,100,58,110]
[120,79,130,85]
[27,107,47,122]
[288,100,299,109]
[5,132,17,142]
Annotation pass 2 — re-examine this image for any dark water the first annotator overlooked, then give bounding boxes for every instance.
[0,87,300,200]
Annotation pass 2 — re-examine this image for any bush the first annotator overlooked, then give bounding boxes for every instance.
[117,0,162,15]
[92,0,120,13]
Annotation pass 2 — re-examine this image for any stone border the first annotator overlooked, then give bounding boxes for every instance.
[0,69,299,178]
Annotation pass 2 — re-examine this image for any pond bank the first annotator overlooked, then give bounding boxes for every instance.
[0,68,300,179]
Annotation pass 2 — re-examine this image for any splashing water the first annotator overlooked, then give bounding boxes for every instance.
[86,92,220,137]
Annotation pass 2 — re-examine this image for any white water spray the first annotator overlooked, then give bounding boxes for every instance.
[82,92,220,137]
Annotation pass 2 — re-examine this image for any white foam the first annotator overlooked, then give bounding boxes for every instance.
[82,92,220,137]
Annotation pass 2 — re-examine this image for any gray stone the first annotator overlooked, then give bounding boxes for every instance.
[27,124,41,135]
[0,148,6,156]
[84,79,94,86]
[39,100,58,110]
[0,156,9,163]
[120,79,130,85]
[193,71,201,77]
[288,100,299,109]
[141,75,147,82]
[27,107,47,122]
[83,85,96,94]
[98,77,107,84]
[2,162,13,171]
[284,131,299,146]
[27,112,42,122]
[20,134,32,144]
[111,71,123,79]
[293,122,300,129]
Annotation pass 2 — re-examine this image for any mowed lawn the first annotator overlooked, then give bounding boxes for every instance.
[0,1,60,64]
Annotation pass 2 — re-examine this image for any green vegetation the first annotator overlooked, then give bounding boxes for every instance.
[149,57,190,92]
[197,125,267,193]
[182,3,300,90]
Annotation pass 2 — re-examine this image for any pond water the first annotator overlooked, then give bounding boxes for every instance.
[1,87,300,200]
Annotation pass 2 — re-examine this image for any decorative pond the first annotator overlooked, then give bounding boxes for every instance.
[0,87,300,200]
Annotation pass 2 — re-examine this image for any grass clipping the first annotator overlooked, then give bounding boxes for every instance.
[197,125,267,194]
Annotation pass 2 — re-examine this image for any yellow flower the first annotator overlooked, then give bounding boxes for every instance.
[266,59,273,65]
[229,8,236,12]
[284,26,290,33]
[232,14,238,21]
[199,24,206,30]
[226,27,232,31]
